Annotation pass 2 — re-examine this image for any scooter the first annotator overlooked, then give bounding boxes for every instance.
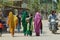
[49,19,58,34]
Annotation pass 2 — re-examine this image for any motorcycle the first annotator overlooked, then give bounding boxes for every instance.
[49,18,58,34]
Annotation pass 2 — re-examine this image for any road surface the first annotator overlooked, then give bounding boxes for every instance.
[0,20,60,40]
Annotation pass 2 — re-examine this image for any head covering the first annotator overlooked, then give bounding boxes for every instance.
[35,12,41,19]
[9,12,13,16]
[8,12,14,18]
[8,12,14,22]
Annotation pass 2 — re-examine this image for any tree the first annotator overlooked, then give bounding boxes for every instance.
[0,0,13,7]
[27,0,41,13]
[57,0,60,12]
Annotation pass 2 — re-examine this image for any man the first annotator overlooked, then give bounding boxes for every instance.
[48,11,58,31]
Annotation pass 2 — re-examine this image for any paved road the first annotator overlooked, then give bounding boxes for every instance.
[0,20,60,40]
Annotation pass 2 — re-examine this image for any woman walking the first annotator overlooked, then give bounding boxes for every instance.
[7,12,15,37]
[34,12,42,36]
[22,10,29,36]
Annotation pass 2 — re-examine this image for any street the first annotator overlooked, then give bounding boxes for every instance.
[0,20,60,40]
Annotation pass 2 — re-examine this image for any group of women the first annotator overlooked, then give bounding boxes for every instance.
[7,10,42,37]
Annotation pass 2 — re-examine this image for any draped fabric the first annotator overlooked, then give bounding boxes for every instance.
[34,12,42,36]
[7,12,15,36]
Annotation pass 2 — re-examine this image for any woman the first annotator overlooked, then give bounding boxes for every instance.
[7,12,15,37]
[34,12,42,36]
[22,10,29,36]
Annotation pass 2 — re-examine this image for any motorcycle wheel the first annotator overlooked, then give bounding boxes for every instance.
[52,30,56,34]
